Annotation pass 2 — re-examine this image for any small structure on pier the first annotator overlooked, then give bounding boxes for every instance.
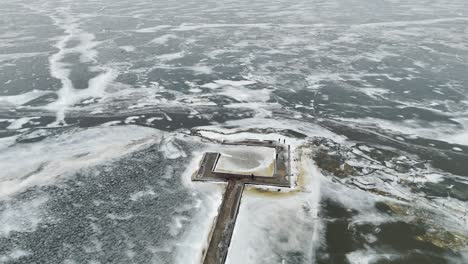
[192,139,291,264]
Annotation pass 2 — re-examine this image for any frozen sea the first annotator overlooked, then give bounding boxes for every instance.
[1,0,467,263]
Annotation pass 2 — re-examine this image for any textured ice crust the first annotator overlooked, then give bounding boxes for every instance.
[0,125,158,199]
[0,125,225,264]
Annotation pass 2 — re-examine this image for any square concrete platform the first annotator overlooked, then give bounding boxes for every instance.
[192,139,290,187]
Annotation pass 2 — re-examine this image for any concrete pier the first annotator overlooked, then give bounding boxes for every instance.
[193,139,291,264]
[203,180,244,264]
